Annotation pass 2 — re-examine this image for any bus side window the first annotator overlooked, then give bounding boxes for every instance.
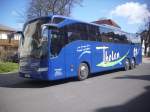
[100,27,113,42]
[87,25,97,41]
[113,31,122,43]
[68,31,80,42]
[82,24,88,41]
[80,32,88,41]
[113,31,129,44]
[77,23,88,41]
[95,27,101,42]
[52,17,65,24]
[113,34,120,43]
[120,34,129,43]
[50,29,68,57]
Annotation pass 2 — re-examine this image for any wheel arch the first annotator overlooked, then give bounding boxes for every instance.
[132,57,136,64]
[80,61,91,73]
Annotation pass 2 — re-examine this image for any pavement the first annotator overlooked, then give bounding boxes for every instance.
[0,58,150,112]
[143,57,150,63]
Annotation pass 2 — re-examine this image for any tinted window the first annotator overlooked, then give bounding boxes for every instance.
[87,24,101,41]
[63,22,101,43]
[77,23,88,40]
[52,17,65,24]
[113,31,129,43]
[126,33,141,44]
[100,26,129,44]
[50,29,67,57]
[100,27,114,42]
[66,23,88,41]
[68,31,80,42]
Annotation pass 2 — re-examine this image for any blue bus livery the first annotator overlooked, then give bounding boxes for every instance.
[18,15,142,81]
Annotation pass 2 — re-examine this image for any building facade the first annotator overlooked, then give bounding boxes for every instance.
[0,24,19,50]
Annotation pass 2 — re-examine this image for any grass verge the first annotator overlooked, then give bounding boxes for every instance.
[0,61,19,73]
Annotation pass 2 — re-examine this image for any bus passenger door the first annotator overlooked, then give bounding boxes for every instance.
[49,51,66,80]
[49,30,67,80]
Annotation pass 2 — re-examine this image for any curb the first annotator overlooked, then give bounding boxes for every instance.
[142,57,150,64]
[0,71,18,75]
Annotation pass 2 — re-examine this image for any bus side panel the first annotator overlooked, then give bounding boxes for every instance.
[65,41,82,78]
[80,41,92,71]
[91,42,104,73]
[65,40,92,78]
[91,42,131,73]
[130,44,142,65]
[48,49,66,80]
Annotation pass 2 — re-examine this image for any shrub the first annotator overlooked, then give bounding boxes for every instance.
[0,49,17,62]
[0,61,18,73]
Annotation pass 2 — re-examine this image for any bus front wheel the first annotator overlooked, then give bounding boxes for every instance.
[78,63,89,81]
[124,59,130,71]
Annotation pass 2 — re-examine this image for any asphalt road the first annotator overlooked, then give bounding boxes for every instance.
[0,58,150,112]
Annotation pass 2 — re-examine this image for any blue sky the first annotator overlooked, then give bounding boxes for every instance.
[0,0,29,29]
[0,0,149,33]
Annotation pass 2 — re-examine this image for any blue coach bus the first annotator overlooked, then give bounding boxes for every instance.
[18,15,142,81]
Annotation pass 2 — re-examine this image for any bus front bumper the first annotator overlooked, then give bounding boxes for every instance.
[19,67,49,80]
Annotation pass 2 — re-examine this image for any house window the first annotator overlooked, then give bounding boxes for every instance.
[1,33,7,39]
[0,33,2,39]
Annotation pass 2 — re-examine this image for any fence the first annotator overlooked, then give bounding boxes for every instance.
[0,39,19,61]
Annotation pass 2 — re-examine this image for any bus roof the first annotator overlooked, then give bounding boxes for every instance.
[23,16,52,31]
[25,15,137,38]
[52,15,123,32]
[26,15,124,33]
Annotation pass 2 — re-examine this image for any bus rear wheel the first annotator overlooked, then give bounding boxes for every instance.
[78,63,89,81]
[130,58,136,69]
[124,59,130,71]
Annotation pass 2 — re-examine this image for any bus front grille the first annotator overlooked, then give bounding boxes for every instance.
[19,57,40,73]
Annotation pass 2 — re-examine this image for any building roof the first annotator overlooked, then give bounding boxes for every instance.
[92,19,121,28]
[0,24,16,32]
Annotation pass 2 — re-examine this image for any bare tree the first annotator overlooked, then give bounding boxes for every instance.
[26,0,82,20]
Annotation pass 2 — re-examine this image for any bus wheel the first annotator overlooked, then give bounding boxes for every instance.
[130,58,136,69]
[124,59,130,71]
[78,63,89,81]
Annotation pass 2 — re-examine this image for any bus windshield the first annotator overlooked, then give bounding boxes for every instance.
[20,18,50,58]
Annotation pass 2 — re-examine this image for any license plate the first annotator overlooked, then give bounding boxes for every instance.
[25,74,30,78]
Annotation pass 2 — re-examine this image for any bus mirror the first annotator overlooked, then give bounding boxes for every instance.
[15,31,24,40]
[10,31,24,49]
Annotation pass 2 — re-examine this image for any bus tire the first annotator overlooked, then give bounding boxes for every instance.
[78,63,89,81]
[124,58,130,71]
[130,58,136,69]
